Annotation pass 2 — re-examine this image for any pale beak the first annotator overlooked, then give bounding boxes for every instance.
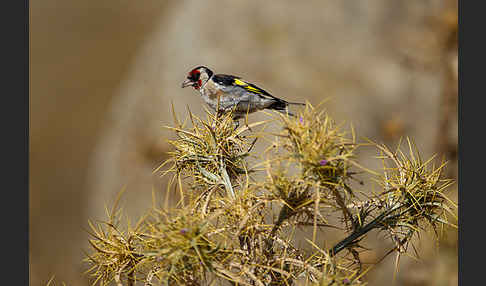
[181,79,193,88]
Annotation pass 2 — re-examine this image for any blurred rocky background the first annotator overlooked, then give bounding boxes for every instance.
[30,0,457,285]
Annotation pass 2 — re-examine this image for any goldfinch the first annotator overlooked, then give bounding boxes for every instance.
[181,66,304,120]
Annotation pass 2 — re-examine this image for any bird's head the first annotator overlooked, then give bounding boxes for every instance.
[181,66,213,90]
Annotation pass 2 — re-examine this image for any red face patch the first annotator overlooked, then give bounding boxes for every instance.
[188,69,202,89]
[189,69,200,77]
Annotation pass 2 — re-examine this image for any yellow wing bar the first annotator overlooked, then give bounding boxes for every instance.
[233,79,264,94]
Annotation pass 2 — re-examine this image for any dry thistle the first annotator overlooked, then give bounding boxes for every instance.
[84,102,456,286]
[159,109,263,200]
[138,208,230,285]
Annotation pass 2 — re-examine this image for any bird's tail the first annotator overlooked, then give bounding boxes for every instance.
[267,100,305,117]
[269,100,305,111]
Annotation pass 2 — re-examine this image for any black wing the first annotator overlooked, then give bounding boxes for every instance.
[212,74,240,86]
[212,73,283,101]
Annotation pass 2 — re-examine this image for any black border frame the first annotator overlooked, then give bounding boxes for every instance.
[3,0,29,284]
[458,0,478,285]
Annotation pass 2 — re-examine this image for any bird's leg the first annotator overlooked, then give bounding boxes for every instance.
[211,109,225,129]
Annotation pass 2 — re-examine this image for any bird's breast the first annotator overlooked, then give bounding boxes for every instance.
[199,81,224,110]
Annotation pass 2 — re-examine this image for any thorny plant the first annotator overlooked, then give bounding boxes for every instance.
[84,103,457,286]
